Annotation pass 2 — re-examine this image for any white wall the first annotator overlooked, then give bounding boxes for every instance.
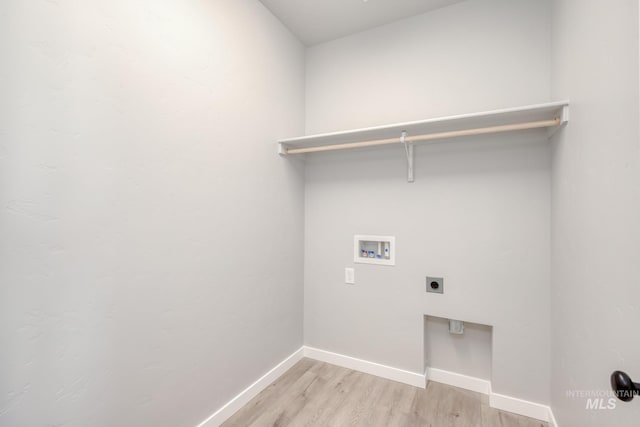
[304,0,552,404]
[0,1,305,426]
[305,0,551,134]
[550,1,640,425]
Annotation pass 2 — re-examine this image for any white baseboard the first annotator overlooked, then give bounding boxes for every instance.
[196,346,554,427]
[426,367,491,395]
[490,392,550,423]
[425,367,551,424]
[303,346,426,388]
[196,347,305,427]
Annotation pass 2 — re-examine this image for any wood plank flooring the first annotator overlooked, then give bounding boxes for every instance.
[222,358,548,427]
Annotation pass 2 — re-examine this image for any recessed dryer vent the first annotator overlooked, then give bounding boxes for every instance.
[354,235,395,266]
[424,315,492,384]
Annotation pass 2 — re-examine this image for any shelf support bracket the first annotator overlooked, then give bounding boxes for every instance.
[547,104,570,138]
[401,131,414,183]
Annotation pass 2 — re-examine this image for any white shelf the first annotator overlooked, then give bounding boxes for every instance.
[278,101,569,156]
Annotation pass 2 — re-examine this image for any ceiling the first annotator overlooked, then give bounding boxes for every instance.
[259,0,466,46]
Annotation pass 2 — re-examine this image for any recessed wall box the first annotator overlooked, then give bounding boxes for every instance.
[354,235,395,266]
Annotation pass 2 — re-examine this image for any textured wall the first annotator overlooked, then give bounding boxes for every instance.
[550,1,640,425]
[0,1,305,426]
[303,0,553,404]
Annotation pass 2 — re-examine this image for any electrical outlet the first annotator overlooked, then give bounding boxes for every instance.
[345,268,355,284]
[426,276,443,294]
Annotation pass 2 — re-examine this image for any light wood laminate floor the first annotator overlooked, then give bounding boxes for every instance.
[222,358,548,427]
